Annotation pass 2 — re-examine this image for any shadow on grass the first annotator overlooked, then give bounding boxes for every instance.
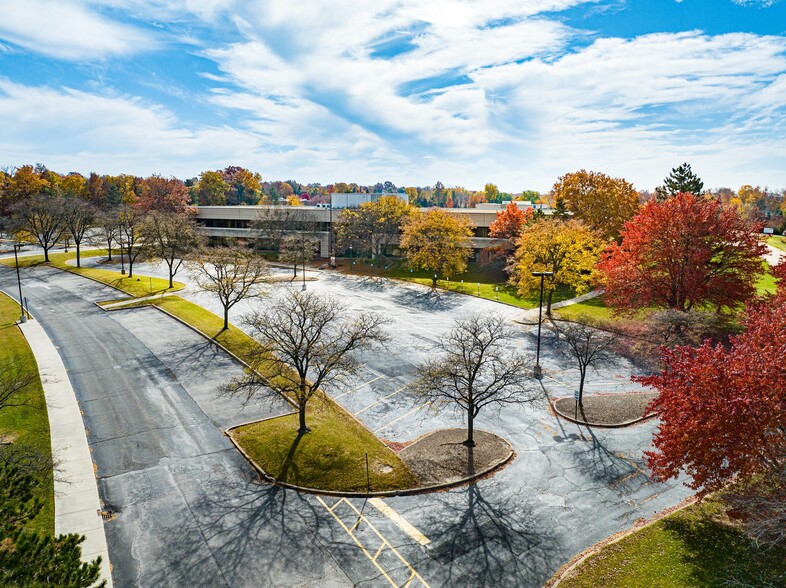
[659,508,786,587]
[276,430,304,482]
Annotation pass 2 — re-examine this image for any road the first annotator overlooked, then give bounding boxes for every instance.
[1,261,693,587]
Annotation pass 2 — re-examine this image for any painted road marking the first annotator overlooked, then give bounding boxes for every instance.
[373,402,430,434]
[334,375,384,400]
[368,498,430,546]
[355,385,407,415]
[317,496,430,588]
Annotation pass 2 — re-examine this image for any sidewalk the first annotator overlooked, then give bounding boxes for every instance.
[19,318,113,587]
[515,289,603,324]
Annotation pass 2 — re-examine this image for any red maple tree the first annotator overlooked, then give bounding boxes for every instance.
[637,263,786,495]
[597,192,766,312]
[488,201,533,258]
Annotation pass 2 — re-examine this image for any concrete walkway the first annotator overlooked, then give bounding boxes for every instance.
[19,317,113,586]
[765,243,784,267]
[515,289,603,324]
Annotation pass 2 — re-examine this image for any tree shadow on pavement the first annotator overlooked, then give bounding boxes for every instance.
[391,288,452,312]
[139,459,348,588]
[415,484,559,587]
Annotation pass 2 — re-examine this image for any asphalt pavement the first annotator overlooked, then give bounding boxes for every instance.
[1,259,694,587]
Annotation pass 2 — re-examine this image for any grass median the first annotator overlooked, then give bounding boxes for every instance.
[1,249,183,297]
[0,292,53,535]
[118,294,418,493]
[556,495,786,588]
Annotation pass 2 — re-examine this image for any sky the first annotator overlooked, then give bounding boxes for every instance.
[0,0,785,192]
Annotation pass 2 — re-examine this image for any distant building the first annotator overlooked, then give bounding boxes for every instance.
[195,197,552,258]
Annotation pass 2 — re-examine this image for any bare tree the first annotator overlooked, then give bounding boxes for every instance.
[10,195,66,262]
[189,246,269,330]
[61,199,95,268]
[279,232,318,278]
[223,291,389,434]
[413,313,537,447]
[554,319,616,406]
[116,204,147,278]
[93,210,119,261]
[250,206,311,253]
[141,210,202,288]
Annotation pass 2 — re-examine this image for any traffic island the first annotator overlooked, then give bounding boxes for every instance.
[228,422,514,497]
[398,428,513,486]
[552,392,658,427]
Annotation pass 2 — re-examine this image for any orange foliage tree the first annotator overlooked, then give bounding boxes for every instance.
[597,193,766,313]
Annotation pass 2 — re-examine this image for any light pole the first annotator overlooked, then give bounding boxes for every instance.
[13,243,27,323]
[532,270,553,379]
[301,232,307,291]
[328,195,335,268]
[119,235,126,275]
[349,243,353,265]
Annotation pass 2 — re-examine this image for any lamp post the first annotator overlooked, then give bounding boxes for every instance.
[328,195,335,268]
[532,270,553,379]
[119,235,126,275]
[13,243,27,323]
[349,243,353,265]
[301,232,307,291]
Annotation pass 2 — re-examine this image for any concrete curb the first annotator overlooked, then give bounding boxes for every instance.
[14,307,113,587]
[550,395,658,428]
[225,420,515,498]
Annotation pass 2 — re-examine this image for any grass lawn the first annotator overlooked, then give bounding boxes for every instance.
[558,265,778,322]
[1,249,183,297]
[231,401,418,492]
[557,496,786,588]
[341,259,575,308]
[0,292,53,535]
[767,235,786,252]
[115,294,419,492]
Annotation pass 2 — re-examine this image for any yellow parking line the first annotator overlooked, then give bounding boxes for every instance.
[334,375,384,400]
[369,498,430,546]
[544,374,569,387]
[316,496,431,588]
[373,403,429,434]
[355,385,407,415]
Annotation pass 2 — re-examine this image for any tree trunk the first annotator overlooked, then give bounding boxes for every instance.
[464,407,475,447]
[578,366,586,406]
[293,262,297,277]
[298,403,309,434]
[223,306,229,331]
[546,289,554,316]
[43,246,50,263]
[76,242,81,268]
[432,275,438,288]
[106,238,112,261]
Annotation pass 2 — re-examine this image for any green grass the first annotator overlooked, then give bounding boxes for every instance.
[558,265,778,322]
[232,402,418,492]
[0,292,53,535]
[120,294,419,492]
[558,497,786,588]
[343,259,575,308]
[1,249,184,297]
[767,235,786,252]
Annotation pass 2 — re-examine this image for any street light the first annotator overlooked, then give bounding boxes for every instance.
[349,243,353,265]
[328,195,335,268]
[532,270,553,379]
[12,243,27,323]
[301,232,307,291]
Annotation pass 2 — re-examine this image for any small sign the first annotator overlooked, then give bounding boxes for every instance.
[573,390,579,401]
[763,227,774,235]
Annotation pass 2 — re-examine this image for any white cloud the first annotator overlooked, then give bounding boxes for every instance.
[0,0,158,60]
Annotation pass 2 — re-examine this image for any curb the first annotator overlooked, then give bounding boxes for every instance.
[549,394,658,428]
[1,291,114,587]
[225,420,515,498]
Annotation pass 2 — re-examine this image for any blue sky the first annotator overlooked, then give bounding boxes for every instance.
[0,0,785,192]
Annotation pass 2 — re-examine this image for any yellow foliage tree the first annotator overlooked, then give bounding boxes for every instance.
[551,170,639,241]
[400,209,474,287]
[286,194,303,206]
[510,219,604,313]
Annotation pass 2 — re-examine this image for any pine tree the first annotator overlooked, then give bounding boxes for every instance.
[663,162,704,197]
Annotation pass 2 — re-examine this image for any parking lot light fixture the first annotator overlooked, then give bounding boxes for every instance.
[532,271,554,379]
[13,243,27,323]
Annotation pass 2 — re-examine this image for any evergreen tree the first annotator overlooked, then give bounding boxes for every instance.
[662,162,704,198]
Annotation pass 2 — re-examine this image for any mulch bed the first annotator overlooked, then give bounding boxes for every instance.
[552,392,658,427]
[398,428,512,486]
